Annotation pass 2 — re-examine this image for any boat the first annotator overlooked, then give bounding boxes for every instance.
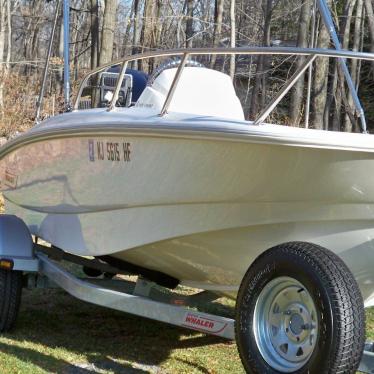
[0,46,374,373]
[0,47,373,298]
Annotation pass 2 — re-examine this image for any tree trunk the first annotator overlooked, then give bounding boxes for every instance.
[249,0,273,120]
[132,0,141,69]
[140,0,156,50]
[155,0,163,48]
[122,2,134,56]
[311,1,332,130]
[202,0,211,46]
[289,0,312,126]
[0,0,7,111]
[331,0,356,131]
[229,0,236,81]
[185,0,194,48]
[140,0,157,72]
[344,0,364,131]
[57,15,64,94]
[99,0,117,66]
[210,0,224,68]
[6,0,10,68]
[364,0,374,74]
[90,0,99,70]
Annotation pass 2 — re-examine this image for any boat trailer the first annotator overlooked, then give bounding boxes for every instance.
[27,251,235,339]
[0,214,373,372]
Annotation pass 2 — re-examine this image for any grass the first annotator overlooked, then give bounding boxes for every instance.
[0,280,371,374]
[366,308,374,342]
[0,287,243,374]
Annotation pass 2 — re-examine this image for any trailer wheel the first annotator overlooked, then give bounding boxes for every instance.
[236,242,365,374]
[0,269,23,332]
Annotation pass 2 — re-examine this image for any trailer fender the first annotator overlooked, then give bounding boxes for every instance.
[0,215,38,272]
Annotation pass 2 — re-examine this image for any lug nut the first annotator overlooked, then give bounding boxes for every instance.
[302,323,316,330]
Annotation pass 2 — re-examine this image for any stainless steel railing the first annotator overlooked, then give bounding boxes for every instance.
[73,47,374,132]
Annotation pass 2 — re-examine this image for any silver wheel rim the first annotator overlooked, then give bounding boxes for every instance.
[253,276,318,373]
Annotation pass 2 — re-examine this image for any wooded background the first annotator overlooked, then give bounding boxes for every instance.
[0,0,374,135]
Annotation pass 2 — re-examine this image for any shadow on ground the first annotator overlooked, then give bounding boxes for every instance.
[0,288,239,373]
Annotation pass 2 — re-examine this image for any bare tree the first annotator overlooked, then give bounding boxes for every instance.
[328,0,357,131]
[140,0,158,71]
[229,0,236,80]
[249,0,274,120]
[210,0,224,68]
[288,0,311,126]
[344,0,364,131]
[1,0,374,134]
[131,0,142,69]
[311,0,332,130]
[186,0,194,47]
[364,0,374,74]
[99,0,118,65]
[91,0,99,69]
[0,2,4,111]
[5,0,10,67]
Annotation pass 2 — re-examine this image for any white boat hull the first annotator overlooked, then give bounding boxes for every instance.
[2,109,374,306]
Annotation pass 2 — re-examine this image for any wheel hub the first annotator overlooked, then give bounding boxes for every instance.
[289,312,304,335]
[253,277,319,372]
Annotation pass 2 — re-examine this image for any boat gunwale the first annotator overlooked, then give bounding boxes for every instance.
[1,117,374,161]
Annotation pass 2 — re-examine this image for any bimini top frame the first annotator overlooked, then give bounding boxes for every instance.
[74,47,374,133]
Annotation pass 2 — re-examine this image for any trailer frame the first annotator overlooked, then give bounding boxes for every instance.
[0,214,372,372]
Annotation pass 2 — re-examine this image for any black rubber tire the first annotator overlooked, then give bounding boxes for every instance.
[0,269,23,332]
[235,242,365,374]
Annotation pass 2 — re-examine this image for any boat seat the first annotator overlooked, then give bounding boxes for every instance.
[135,67,245,120]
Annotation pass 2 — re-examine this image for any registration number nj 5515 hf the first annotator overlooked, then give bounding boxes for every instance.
[88,140,131,162]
